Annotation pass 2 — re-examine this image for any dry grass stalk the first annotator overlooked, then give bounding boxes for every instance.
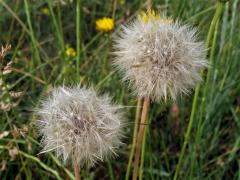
[0,44,11,61]
[0,44,22,111]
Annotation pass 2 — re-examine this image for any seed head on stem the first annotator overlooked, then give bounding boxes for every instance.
[36,86,125,167]
[113,11,207,101]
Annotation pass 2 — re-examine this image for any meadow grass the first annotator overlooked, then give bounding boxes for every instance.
[0,0,239,179]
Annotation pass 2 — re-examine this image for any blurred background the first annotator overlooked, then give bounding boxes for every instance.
[0,0,239,179]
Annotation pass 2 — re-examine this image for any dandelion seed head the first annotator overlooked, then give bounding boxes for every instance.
[37,86,124,167]
[113,11,207,101]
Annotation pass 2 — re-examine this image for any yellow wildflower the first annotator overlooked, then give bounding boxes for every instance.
[96,17,114,32]
[66,47,76,57]
[118,0,125,5]
[40,7,50,16]
[140,10,172,24]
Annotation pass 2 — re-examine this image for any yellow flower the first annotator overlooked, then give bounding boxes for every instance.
[40,7,50,16]
[118,0,125,5]
[96,17,114,32]
[65,47,76,57]
[140,10,172,24]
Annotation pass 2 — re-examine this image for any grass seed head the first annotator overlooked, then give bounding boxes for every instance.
[0,44,11,62]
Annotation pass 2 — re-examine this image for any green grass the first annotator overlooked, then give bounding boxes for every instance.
[0,0,239,179]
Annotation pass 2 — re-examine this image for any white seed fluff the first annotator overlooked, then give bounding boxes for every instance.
[37,86,124,167]
[113,15,208,101]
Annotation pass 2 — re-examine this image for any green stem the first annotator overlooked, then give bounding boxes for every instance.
[21,151,62,180]
[27,135,74,179]
[47,0,65,58]
[23,0,45,80]
[6,0,20,44]
[76,0,81,81]
[125,98,142,180]
[196,18,221,141]
[173,2,225,180]
[186,4,217,22]
[107,161,114,180]
[4,112,30,180]
[173,78,201,180]
[56,3,64,42]
[0,0,52,65]
[139,120,148,180]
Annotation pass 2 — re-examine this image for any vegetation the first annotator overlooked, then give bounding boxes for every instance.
[0,0,239,179]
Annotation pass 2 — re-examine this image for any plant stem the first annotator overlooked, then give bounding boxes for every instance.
[23,0,45,80]
[76,0,81,81]
[147,0,152,10]
[47,0,65,59]
[112,0,117,19]
[139,119,148,180]
[107,161,114,180]
[0,144,62,180]
[74,161,80,180]
[173,3,225,180]
[196,3,224,142]
[173,84,200,180]
[125,97,142,180]
[133,97,150,180]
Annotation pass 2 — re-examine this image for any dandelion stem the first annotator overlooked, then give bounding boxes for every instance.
[125,97,142,180]
[139,119,148,180]
[133,97,150,180]
[74,161,80,180]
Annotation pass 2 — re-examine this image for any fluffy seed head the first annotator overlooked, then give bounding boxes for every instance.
[37,86,124,167]
[113,11,207,101]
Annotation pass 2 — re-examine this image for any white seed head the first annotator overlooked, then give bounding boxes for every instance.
[36,86,125,167]
[113,13,207,101]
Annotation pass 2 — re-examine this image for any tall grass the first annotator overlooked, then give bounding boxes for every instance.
[0,0,239,179]
[173,2,225,180]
